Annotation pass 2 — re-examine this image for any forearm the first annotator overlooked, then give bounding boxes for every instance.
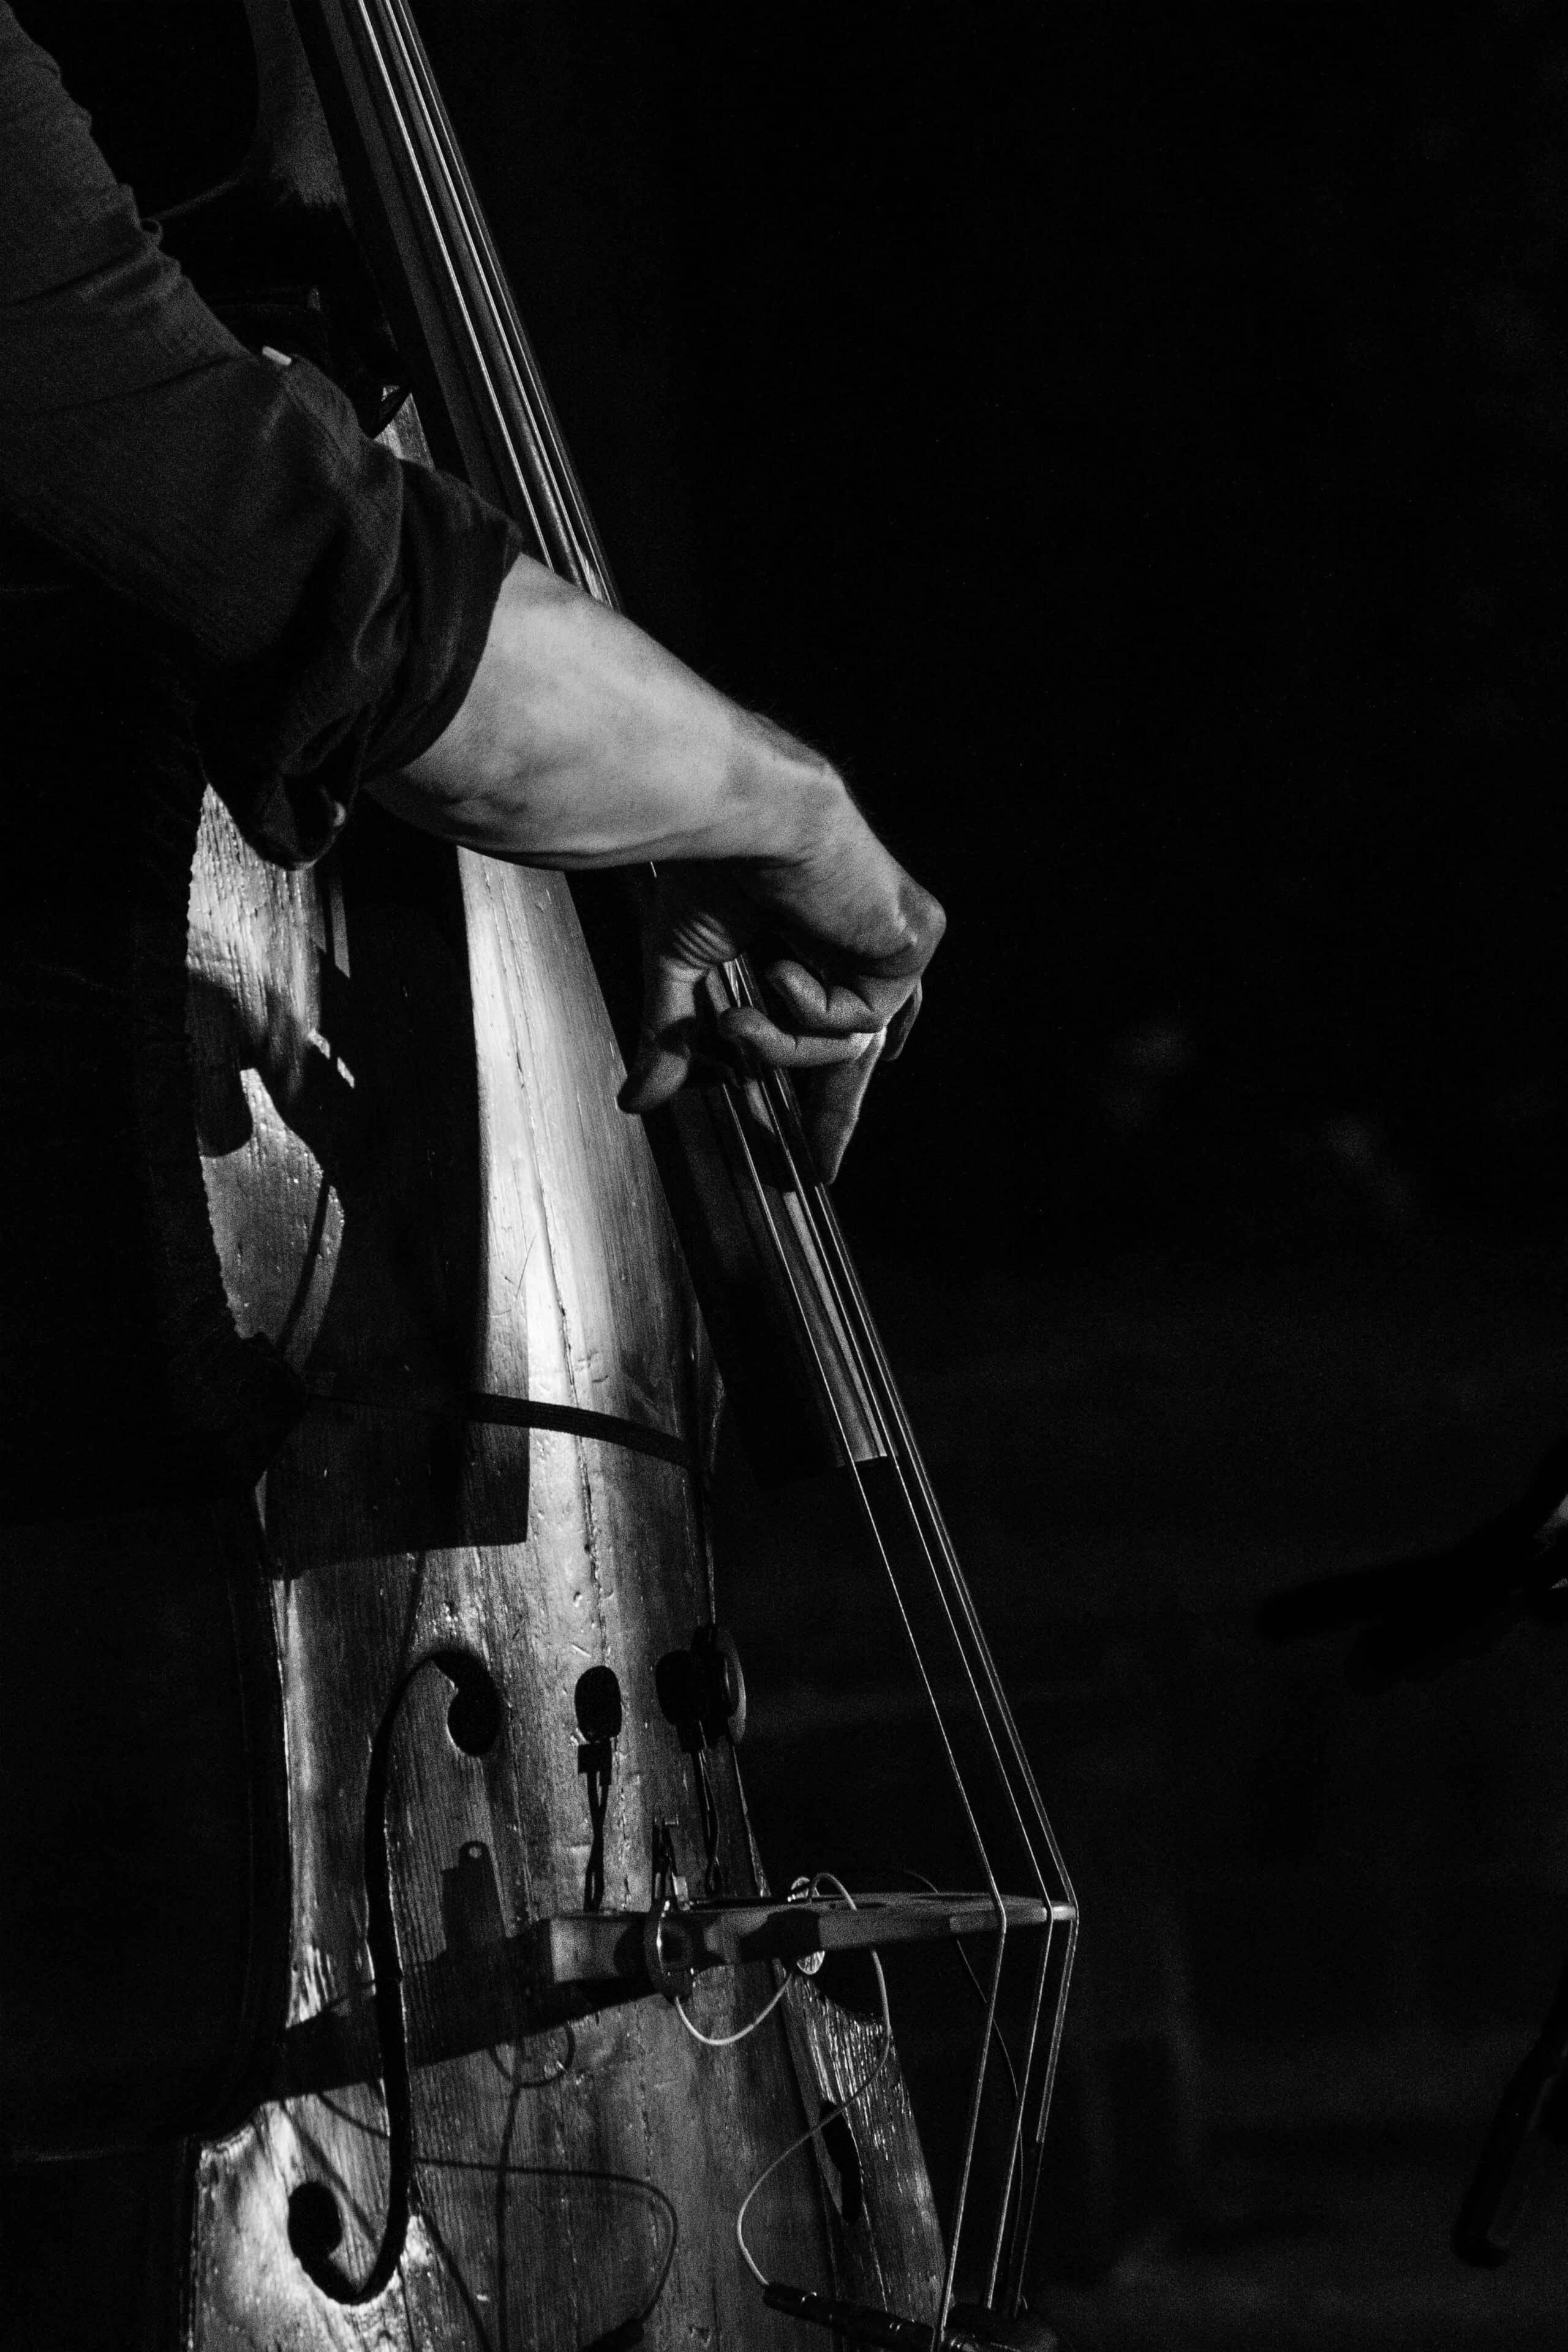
[364,553,941,1176]
[369,552,834,869]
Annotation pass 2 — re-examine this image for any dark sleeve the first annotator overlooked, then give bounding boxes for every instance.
[0,3,523,865]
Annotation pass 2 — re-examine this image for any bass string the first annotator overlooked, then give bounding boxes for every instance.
[706,1054,1010,2347]
[357,0,616,599]
[350,0,556,568]
[710,1049,1005,1900]
[731,971,1067,1895]
[733,1024,1081,2308]
[723,994,1079,1893]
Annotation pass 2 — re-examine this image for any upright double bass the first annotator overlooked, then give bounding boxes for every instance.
[4,2,1076,2344]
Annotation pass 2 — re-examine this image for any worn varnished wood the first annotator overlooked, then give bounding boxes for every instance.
[782,1980,946,2316]
[184,804,894,2345]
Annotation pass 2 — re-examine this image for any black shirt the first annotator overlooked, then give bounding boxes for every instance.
[0,0,521,864]
[0,6,528,1514]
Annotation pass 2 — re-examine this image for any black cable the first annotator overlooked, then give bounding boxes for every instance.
[582,1748,611,1912]
[313,2043,679,2341]
[290,1644,674,2343]
[286,1684,416,2301]
[290,1649,499,2305]
[481,2030,573,2092]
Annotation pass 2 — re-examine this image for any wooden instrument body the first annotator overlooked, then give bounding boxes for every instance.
[183,762,943,2343]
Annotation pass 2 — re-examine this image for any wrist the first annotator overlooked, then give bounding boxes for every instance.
[715,706,849,869]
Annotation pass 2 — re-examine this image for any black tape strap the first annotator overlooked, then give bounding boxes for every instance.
[305,1373,695,1472]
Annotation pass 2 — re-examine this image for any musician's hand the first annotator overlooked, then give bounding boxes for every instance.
[617,717,943,1179]
[378,557,943,1174]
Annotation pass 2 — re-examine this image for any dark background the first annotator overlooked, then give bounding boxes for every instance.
[420,0,1568,1265]
[416,11,1568,2340]
[427,7,1568,2343]
[40,0,1568,2341]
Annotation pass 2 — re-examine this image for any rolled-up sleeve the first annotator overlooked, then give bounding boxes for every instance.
[0,2,522,864]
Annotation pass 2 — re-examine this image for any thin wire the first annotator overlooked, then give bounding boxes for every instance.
[900,1868,1022,2115]
[311,2089,680,2321]
[481,2028,573,2090]
[676,1973,791,2048]
[733,1875,892,2290]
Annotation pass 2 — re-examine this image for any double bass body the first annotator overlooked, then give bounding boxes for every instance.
[183,742,943,2340]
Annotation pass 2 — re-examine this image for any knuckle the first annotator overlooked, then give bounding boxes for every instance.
[912,884,946,947]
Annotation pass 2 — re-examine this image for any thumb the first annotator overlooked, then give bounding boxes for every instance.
[617,951,704,1114]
